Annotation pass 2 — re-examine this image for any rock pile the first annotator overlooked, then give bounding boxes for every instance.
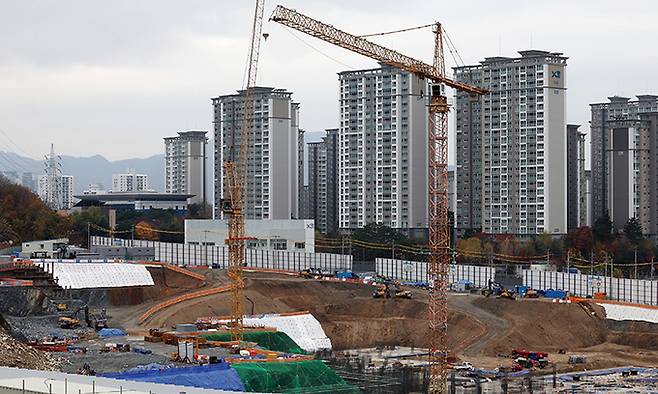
[0,328,59,370]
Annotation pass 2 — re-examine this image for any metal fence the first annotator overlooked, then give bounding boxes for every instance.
[522,270,658,306]
[375,258,495,288]
[91,236,352,272]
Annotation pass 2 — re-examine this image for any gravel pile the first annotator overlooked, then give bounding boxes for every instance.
[6,315,95,342]
[0,328,60,370]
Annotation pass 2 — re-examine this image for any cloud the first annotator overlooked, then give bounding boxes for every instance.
[0,0,656,162]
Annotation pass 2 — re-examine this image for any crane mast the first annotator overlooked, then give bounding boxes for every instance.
[224,0,265,343]
[270,6,484,392]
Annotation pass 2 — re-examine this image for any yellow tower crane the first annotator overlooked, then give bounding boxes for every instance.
[270,6,485,392]
[223,0,266,343]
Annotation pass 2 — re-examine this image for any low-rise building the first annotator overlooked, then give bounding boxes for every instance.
[72,192,193,213]
[185,219,314,252]
[21,238,70,259]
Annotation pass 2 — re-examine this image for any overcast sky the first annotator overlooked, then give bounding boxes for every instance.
[1,0,657,162]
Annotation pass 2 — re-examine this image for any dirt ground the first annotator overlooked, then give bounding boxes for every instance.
[102,269,658,372]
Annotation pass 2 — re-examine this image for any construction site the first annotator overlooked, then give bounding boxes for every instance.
[1,1,658,393]
[0,255,657,393]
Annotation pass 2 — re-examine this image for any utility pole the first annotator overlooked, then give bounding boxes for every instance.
[651,257,654,280]
[590,251,594,276]
[566,250,570,273]
[131,225,135,247]
[634,247,638,279]
[87,222,91,249]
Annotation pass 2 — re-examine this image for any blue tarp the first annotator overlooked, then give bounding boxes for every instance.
[99,363,246,392]
[544,289,567,299]
[98,328,126,337]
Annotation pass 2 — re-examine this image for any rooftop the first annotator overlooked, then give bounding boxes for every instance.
[74,192,194,202]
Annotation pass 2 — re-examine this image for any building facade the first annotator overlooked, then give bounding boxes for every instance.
[212,87,302,220]
[164,130,208,205]
[307,129,339,235]
[590,95,658,231]
[112,171,149,193]
[590,95,658,237]
[566,124,587,229]
[454,50,568,235]
[338,64,428,230]
[185,219,314,252]
[38,174,75,210]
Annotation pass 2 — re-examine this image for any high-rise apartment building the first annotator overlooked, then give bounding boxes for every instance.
[567,124,587,229]
[308,129,339,235]
[212,87,302,220]
[338,64,428,230]
[590,95,658,237]
[112,171,149,193]
[38,174,74,210]
[590,95,658,229]
[454,50,568,235]
[164,131,208,205]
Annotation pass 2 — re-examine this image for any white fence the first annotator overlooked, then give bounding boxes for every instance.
[375,258,495,288]
[522,270,658,306]
[91,236,352,272]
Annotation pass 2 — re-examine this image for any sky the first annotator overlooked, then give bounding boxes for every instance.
[1,0,657,163]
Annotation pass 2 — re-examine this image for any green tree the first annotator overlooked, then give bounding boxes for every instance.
[623,217,644,244]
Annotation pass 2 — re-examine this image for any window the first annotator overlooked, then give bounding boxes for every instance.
[271,239,287,250]
[294,242,305,250]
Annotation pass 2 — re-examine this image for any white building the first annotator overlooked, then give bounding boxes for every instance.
[212,87,303,221]
[455,50,568,235]
[38,174,75,210]
[338,64,429,230]
[185,219,314,252]
[112,171,150,192]
[164,131,208,205]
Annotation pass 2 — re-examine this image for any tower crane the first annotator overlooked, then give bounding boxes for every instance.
[223,0,266,343]
[270,6,485,392]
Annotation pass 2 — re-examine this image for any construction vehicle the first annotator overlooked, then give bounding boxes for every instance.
[59,316,80,329]
[373,282,413,299]
[497,289,516,300]
[524,288,539,298]
[55,303,68,311]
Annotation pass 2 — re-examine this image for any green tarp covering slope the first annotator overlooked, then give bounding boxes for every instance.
[232,360,360,393]
[201,331,306,354]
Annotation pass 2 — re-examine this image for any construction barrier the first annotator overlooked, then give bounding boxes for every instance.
[92,236,352,272]
[139,285,230,324]
[375,258,495,288]
[522,270,658,306]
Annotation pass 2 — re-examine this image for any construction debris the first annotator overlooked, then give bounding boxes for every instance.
[0,328,59,370]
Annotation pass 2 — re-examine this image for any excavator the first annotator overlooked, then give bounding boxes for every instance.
[372,281,412,299]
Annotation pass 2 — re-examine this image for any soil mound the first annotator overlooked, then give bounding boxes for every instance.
[471,298,608,355]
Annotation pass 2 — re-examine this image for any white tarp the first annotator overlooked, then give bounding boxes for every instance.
[242,313,332,352]
[36,262,154,289]
[597,303,658,324]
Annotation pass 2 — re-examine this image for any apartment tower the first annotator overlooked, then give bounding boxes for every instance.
[454,50,568,235]
[164,130,208,205]
[338,64,428,230]
[212,87,302,220]
[308,129,339,235]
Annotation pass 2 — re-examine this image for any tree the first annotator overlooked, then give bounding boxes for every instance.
[592,212,613,241]
[623,217,644,244]
[456,237,482,263]
[0,175,72,243]
[564,227,593,256]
